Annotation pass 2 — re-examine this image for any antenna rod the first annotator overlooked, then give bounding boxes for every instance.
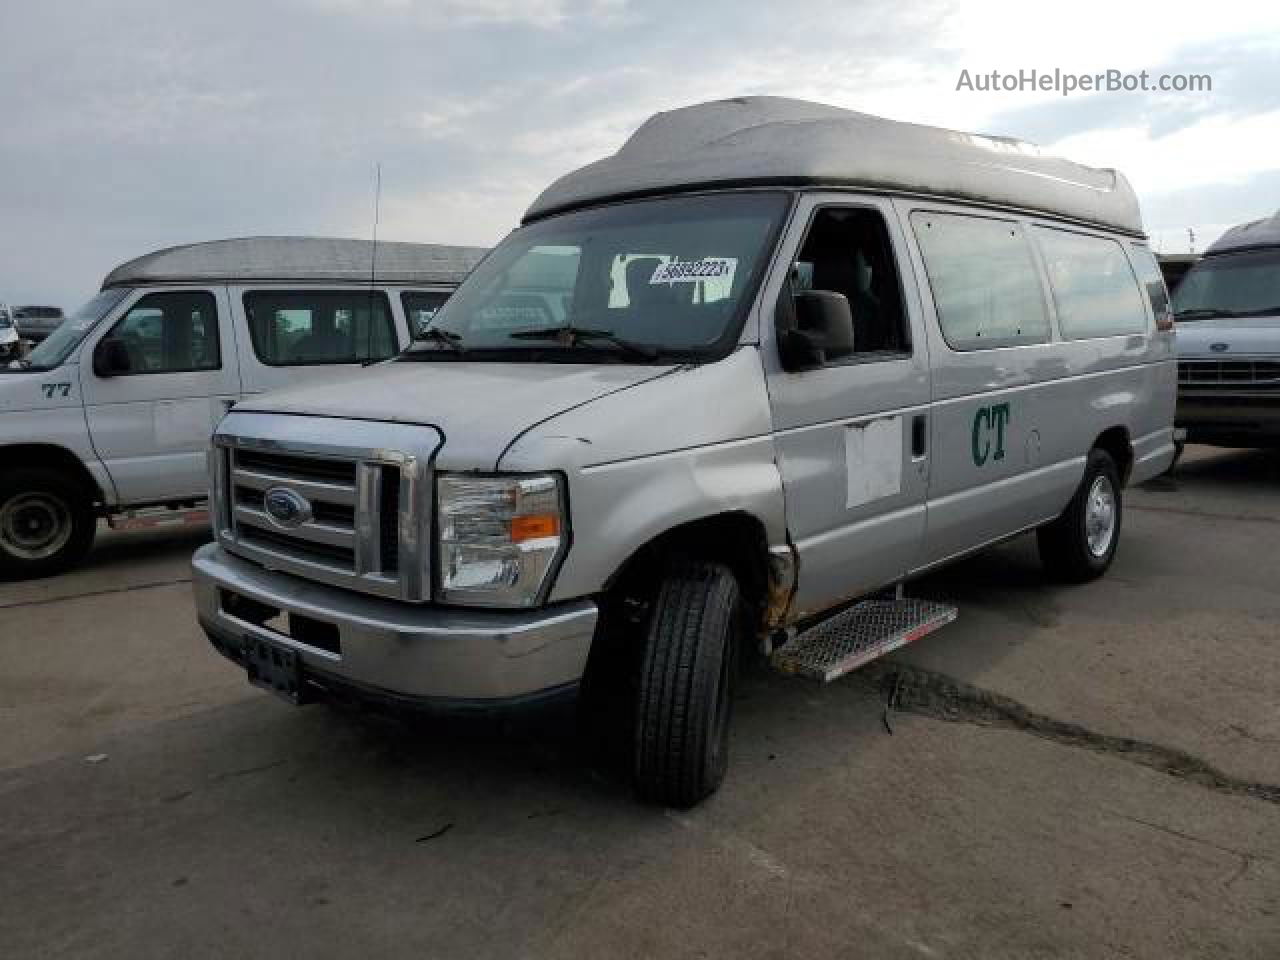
[366,162,381,362]
[370,162,381,287]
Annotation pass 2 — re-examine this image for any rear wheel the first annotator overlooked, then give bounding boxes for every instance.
[0,469,97,580]
[1037,448,1122,583]
[633,560,742,808]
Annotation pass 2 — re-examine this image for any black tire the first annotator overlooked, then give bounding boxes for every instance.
[634,560,741,808]
[0,468,97,580]
[1037,449,1122,583]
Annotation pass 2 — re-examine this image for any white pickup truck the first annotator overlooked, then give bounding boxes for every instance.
[0,236,486,579]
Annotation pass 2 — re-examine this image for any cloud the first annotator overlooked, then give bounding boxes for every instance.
[983,36,1280,145]
[0,0,1276,303]
[295,0,628,27]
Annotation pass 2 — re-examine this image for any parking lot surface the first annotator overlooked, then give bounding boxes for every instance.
[1,446,1277,959]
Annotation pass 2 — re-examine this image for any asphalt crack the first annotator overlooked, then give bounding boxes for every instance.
[1127,502,1280,525]
[0,577,192,610]
[863,662,1280,806]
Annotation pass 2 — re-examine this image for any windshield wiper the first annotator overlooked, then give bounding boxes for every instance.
[508,325,659,360]
[1174,308,1239,320]
[414,327,467,354]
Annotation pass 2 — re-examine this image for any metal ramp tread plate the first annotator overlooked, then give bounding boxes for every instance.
[770,597,958,683]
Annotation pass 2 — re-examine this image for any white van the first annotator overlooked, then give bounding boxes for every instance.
[191,99,1177,806]
[1172,211,1280,447]
[0,303,18,361]
[0,237,486,579]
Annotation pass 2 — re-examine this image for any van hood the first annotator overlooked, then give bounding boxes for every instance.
[235,360,678,469]
[1176,315,1280,357]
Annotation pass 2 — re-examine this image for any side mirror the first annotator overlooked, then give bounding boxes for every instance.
[93,338,132,377]
[778,290,856,369]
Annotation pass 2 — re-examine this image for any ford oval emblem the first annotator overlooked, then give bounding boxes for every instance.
[263,486,313,529]
[1210,342,1229,352]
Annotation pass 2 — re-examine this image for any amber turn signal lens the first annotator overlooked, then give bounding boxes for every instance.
[509,514,560,542]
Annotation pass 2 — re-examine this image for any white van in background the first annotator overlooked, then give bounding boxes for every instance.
[0,303,18,361]
[0,236,487,579]
[1173,211,1280,448]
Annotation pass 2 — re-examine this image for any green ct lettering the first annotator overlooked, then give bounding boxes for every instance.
[971,402,1010,466]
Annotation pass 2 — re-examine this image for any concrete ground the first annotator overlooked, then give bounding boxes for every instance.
[1,446,1277,959]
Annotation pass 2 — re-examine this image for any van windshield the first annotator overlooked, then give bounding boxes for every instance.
[16,288,131,371]
[1172,248,1280,320]
[400,192,790,363]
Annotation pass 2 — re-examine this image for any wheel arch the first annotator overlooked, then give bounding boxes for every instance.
[599,509,789,634]
[0,444,107,506]
[1091,426,1134,485]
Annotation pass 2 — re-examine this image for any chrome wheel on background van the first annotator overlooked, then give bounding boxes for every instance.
[1084,474,1118,558]
[1037,449,1123,582]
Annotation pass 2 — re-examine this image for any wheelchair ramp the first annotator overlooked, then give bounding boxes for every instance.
[771,597,957,683]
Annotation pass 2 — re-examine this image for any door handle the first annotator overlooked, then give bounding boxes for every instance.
[911,414,928,459]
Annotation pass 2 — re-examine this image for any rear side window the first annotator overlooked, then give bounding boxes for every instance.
[1034,227,1147,339]
[402,291,451,338]
[244,290,396,366]
[1129,245,1172,329]
[910,212,1050,350]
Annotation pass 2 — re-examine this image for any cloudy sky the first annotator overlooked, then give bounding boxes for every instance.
[1,0,1277,307]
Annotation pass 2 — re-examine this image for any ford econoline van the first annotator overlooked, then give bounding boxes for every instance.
[0,237,486,579]
[1173,211,1280,447]
[191,99,1176,806]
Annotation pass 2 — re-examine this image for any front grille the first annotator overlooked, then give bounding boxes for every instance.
[227,446,363,574]
[215,442,425,600]
[211,414,438,602]
[1178,358,1280,390]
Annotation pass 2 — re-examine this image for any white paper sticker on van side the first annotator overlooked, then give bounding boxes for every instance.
[650,258,734,284]
[845,416,902,508]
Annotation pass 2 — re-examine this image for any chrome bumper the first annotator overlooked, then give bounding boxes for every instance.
[191,543,598,704]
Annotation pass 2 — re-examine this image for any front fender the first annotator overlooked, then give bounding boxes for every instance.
[544,436,787,602]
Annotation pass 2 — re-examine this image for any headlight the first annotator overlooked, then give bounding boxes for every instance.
[436,473,567,607]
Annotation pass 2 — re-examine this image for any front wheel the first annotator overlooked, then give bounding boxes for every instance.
[0,469,97,580]
[1037,449,1122,583]
[633,560,742,808]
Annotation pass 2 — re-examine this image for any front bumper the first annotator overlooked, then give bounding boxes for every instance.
[1176,393,1280,446]
[192,543,598,710]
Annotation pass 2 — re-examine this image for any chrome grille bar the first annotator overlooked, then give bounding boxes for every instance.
[232,504,357,549]
[231,467,357,507]
[354,462,382,576]
[1178,357,1280,387]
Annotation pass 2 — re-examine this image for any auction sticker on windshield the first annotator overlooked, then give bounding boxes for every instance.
[650,258,735,283]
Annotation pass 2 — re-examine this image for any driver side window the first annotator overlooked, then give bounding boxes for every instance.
[789,207,911,363]
[102,291,220,374]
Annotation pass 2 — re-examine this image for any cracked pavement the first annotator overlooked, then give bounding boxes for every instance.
[1,446,1278,958]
